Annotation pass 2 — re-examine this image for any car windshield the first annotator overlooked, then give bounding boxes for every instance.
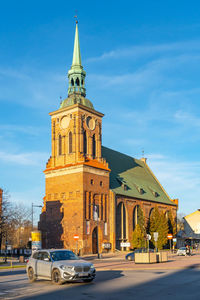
[180,247,186,250]
[50,250,79,261]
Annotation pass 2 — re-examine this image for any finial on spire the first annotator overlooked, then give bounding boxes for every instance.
[74,11,78,24]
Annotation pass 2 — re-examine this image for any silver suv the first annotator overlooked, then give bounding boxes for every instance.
[26,249,96,284]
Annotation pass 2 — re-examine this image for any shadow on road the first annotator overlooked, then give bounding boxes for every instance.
[19,265,200,300]
[0,269,26,277]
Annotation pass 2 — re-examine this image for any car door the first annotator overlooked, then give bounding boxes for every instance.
[36,251,52,278]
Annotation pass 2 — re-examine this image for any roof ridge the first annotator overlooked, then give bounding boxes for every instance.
[102,145,141,163]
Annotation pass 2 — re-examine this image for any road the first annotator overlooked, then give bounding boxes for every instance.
[1,254,200,299]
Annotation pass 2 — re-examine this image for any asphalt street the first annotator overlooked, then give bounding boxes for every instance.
[1,261,200,300]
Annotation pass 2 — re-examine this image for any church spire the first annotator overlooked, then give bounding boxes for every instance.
[72,22,82,66]
[68,21,86,97]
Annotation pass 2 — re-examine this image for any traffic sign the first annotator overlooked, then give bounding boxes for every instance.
[120,242,130,248]
[146,234,151,240]
[153,232,158,242]
[74,235,79,240]
[167,234,173,239]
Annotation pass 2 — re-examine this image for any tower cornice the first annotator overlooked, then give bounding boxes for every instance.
[49,103,104,118]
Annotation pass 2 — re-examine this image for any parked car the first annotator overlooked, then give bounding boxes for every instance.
[125,248,154,261]
[26,249,96,284]
[177,247,187,256]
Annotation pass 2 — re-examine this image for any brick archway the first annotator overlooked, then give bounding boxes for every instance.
[116,202,128,250]
[92,226,98,254]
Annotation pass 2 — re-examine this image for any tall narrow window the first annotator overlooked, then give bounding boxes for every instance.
[101,195,103,220]
[58,135,62,155]
[89,192,91,219]
[83,130,87,155]
[75,77,80,86]
[105,195,107,222]
[69,131,72,153]
[92,134,96,158]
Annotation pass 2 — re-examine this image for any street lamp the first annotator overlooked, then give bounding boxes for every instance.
[31,203,42,230]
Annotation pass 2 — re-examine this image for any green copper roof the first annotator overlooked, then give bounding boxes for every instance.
[72,23,82,67]
[102,146,176,206]
[60,94,94,109]
[67,22,87,98]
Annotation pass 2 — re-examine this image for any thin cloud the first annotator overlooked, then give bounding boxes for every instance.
[147,154,200,214]
[0,68,30,80]
[0,151,48,166]
[0,124,46,136]
[86,40,200,63]
[174,111,200,128]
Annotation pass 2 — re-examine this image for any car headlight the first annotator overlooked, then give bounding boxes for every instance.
[59,265,73,271]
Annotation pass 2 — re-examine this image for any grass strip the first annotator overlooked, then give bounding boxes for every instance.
[0,265,26,270]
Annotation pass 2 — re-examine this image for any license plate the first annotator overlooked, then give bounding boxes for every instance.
[79,272,88,277]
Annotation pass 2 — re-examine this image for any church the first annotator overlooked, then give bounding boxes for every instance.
[39,22,178,254]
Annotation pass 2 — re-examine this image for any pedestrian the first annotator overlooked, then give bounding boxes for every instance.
[186,245,190,256]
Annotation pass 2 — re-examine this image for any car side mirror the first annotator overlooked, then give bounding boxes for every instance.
[44,257,50,262]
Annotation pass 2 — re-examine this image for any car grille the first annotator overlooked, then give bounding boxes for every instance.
[74,266,90,272]
[74,266,82,272]
[83,266,90,272]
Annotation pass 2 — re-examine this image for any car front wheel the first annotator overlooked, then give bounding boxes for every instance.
[28,267,36,283]
[52,269,63,285]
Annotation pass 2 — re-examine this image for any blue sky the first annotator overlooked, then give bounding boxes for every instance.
[1,0,200,223]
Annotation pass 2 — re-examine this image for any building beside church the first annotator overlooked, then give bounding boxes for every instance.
[177,210,200,248]
[39,22,178,254]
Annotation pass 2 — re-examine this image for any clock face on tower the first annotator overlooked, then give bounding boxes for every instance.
[86,116,96,130]
[60,116,70,129]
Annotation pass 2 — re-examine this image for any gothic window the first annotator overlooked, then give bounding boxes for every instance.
[58,135,62,155]
[71,78,74,86]
[83,130,87,155]
[84,192,87,219]
[101,195,103,220]
[81,79,84,85]
[105,195,107,222]
[75,77,80,86]
[89,192,91,219]
[92,134,96,158]
[69,131,72,153]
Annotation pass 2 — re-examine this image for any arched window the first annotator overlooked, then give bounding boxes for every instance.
[75,77,80,86]
[83,130,87,155]
[58,135,62,156]
[71,78,74,86]
[69,131,72,153]
[92,134,96,158]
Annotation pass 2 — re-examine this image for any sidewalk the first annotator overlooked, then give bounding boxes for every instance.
[0,251,199,271]
[93,252,200,271]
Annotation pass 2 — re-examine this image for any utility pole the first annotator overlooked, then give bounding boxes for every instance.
[31,203,42,230]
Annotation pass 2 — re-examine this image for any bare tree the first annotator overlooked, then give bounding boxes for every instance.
[177,212,185,232]
[0,189,32,250]
[8,204,32,248]
[0,189,12,250]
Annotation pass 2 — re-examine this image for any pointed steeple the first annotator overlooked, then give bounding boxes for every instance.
[68,21,86,97]
[72,23,82,66]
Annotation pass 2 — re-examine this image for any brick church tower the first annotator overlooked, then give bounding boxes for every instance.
[39,22,111,254]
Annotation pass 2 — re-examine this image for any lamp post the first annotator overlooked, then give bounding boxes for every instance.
[31,203,42,230]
